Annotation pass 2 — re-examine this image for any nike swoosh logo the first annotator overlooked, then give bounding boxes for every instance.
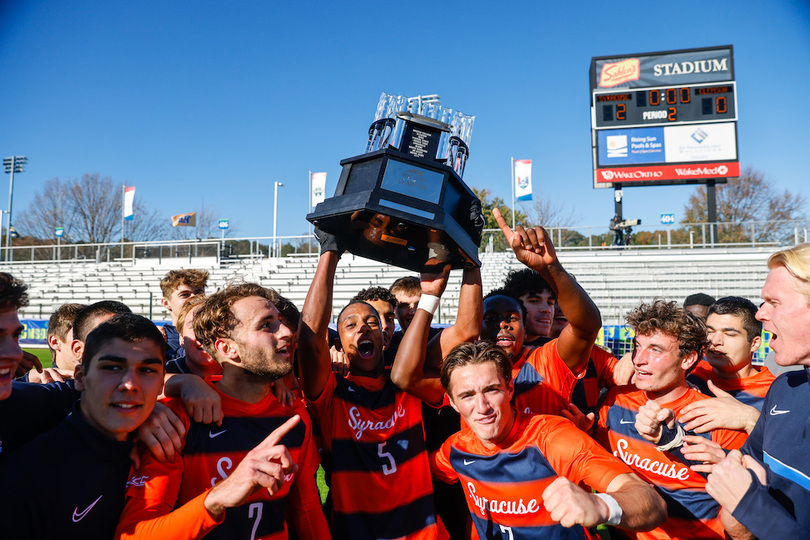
[209,429,227,438]
[463,459,476,465]
[348,387,356,392]
[72,495,103,522]
[619,419,634,425]
[770,405,790,416]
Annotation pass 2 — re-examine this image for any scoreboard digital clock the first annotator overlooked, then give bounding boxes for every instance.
[594,82,736,128]
[590,46,739,188]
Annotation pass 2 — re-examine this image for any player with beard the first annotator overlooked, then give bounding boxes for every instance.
[299,229,443,540]
[479,209,603,418]
[116,283,328,540]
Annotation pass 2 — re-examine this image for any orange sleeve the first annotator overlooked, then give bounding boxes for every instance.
[430,441,459,485]
[712,426,748,451]
[115,491,223,540]
[286,404,331,540]
[530,341,577,402]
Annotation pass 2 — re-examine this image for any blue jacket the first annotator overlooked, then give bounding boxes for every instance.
[735,367,810,538]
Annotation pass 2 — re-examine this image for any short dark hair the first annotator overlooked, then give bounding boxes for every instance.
[82,313,166,367]
[274,294,300,329]
[73,301,133,343]
[193,283,281,355]
[684,293,716,309]
[441,341,513,394]
[503,268,553,299]
[351,287,396,308]
[0,273,28,311]
[483,288,527,322]
[337,300,380,326]
[47,303,85,361]
[626,300,708,359]
[708,296,762,343]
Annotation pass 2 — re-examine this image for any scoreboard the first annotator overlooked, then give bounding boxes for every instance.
[590,46,739,188]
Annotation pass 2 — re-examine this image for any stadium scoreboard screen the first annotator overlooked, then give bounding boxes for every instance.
[590,46,739,188]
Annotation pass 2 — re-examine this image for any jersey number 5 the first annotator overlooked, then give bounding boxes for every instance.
[377,442,397,475]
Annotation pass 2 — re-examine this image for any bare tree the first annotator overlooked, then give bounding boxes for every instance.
[682,166,806,243]
[17,173,171,243]
[519,195,577,227]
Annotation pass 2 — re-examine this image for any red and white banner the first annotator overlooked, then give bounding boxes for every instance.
[595,161,740,185]
[123,186,135,221]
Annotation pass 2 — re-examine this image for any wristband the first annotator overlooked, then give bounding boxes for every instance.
[595,493,623,526]
[417,294,440,315]
[656,423,686,452]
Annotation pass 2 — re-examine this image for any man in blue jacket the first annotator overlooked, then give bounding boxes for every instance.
[707,242,810,539]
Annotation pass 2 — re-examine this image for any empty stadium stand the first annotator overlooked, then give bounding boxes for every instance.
[2,246,777,327]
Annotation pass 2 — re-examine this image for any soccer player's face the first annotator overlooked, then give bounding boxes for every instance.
[519,291,555,339]
[448,361,515,448]
[550,306,569,339]
[165,285,204,317]
[757,266,810,366]
[76,338,165,441]
[338,303,384,374]
[481,296,525,361]
[0,308,23,400]
[632,331,695,401]
[230,297,294,380]
[705,313,758,373]
[180,305,218,373]
[366,299,395,350]
[393,291,421,331]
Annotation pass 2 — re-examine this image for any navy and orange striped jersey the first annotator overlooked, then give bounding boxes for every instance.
[306,370,440,540]
[686,361,775,411]
[570,345,618,416]
[116,380,327,540]
[432,410,632,539]
[597,386,748,540]
[511,341,574,416]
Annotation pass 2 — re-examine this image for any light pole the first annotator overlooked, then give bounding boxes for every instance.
[273,181,284,257]
[3,156,27,262]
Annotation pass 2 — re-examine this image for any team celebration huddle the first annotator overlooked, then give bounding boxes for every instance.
[1,209,808,540]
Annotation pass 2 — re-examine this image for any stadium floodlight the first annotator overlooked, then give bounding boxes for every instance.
[3,156,27,262]
[273,181,284,257]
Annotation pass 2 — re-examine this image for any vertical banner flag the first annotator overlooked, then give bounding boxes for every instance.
[171,212,197,227]
[311,172,327,207]
[124,186,136,220]
[514,159,533,201]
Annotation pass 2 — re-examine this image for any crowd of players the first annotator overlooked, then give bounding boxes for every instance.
[0,208,808,539]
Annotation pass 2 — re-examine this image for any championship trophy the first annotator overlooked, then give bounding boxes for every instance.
[306,93,484,272]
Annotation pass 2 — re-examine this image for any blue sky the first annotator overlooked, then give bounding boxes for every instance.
[1,1,808,240]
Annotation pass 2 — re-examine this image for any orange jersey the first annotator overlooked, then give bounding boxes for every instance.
[598,386,748,540]
[116,382,327,540]
[512,340,575,416]
[306,370,439,540]
[570,345,618,415]
[687,361,775,411]
[432,411,632,539]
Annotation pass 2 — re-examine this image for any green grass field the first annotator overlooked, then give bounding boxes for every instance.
[24,347,52,369]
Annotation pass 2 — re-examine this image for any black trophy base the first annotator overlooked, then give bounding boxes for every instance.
[307,148,482,273]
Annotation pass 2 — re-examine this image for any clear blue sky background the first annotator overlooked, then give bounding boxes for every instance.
[1,0,808,240]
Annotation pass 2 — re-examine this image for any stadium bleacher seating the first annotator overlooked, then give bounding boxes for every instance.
[2,246,776,326]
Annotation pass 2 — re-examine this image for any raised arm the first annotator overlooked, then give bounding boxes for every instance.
[493,207,601,372]
[390,260,450,406]
[298,235,341,401]
[429,265,483,366]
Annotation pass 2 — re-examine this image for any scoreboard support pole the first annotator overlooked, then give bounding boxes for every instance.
[707,179,718,245]
[613,185,623,221]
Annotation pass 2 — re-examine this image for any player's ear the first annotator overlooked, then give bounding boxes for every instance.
[215,337,239,362]
[71,339,84,363]
[74,363,86,392]
[749,334,761,355]
[47,334,61,352]
[680,350,699,371]
[161,296,171,312]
